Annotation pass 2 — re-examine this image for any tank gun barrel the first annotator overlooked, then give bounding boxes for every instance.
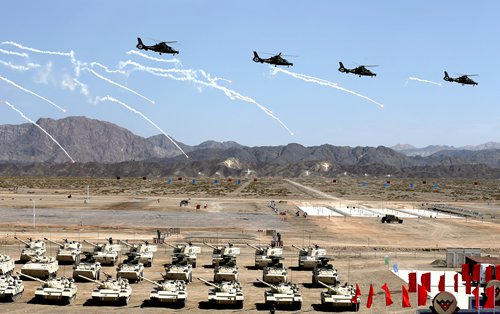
[256,278,277,289]
[246,243,260,250]
[119,240,134,247]
[291,245,305,251]
[78,274,102,285]
[164,242,178,249]
[139,276,163,287]
[14,237,30,246]
[44,237,63,247]
[203,242,217,250]
[83,240,98,247]
[197,277,219,288]
[18,272,46,284]
[317,280,334,290]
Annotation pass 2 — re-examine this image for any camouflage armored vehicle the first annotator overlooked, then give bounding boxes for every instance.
[73,252,101,280]
[163,258,193,283]
[20,273,77,305]
[203,242,240,266]
[14,237,46,262]
[0,255,15,275]
[119,240,156,267]
[79,272,132,305]
[262,257,287,284]
[381,214,403,223]
[292,244,327,269]
[198,277,244,308]
[44,238,82,264]
[21,256,58,279]
[167,242,201,268]
[247,243,283,268]
[84,239,121,266]
[141,276,187,307]
[318,280,359,311]
[213,257,239,283]
[312,257,338,286]
[256,278,302,310]
[116,253,144,283]
[0,274,24,302]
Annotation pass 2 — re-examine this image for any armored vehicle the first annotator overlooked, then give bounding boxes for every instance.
[292,244,327,269]
[262,257,287,284]
[256,278,302,310]
[312,257,338,286]
[116,253,144,283]
[0,255,15,275]
[167,242,201,268]
[381,214,403,223]
[14,237,46,262]
[214,257,239,283]
[84,239,121,266]
[73,252,101,280]
[44,238,81,264]
[163,259,193,283]
[0,274,24,302]
[247,243,283,268]
[21,256,58,279]
[141,276,187,307]
[20,273,77,305]
[204,242,240,266]
[79,272,132,305]
[119,240,156,267]
[198,277,244,308]
[318,280,359,311]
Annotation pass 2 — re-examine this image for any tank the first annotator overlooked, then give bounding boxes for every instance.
[312,257,338,286]
[116,253,144,283]
[14,237,46,262]
[381,214,403,224]
[198,277,244,308]
[0,255,15,275]
[318,280,359,311]
[262,257,287,284]
[167,242,201,268]
[292,244,326,269]
[141,276,187,307]
[119,240,157,267]
[247,243,283,268]
[20,273,77,305]
[84,239,121,266]
[163,258,193,283]
[214,257,239,283]
[44,238,81,264]
[20,256,58,279]
[256,278,302,310]
[0,274,24,302]
[203,242,240,266]
[79,272,132,305]
[73,252,101,280]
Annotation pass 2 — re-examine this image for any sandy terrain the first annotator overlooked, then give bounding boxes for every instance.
[0,177,498,313]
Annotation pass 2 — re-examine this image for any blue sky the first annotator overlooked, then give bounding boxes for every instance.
[1,0,499,148]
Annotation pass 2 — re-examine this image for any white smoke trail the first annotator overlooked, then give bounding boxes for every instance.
[0,48,29,58]
[119,60,294,135]
[91,62,127,75]
[126,50,180,65]
[0,75,66,112]
[1,100,75,163]
[0,60,40,72]
[407,77,442,86]
[272,67,384,109]
[94,95,188,158]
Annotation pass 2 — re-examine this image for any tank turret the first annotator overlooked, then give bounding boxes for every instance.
[198,277,244,308]
[141,276,187,307]
[0,255,15,275]
[14,237,46,262]
[292,244,326,269]
[318,280,359,311]
[20,256,58,279]
[262,257,287,284]
[312,257,338,286]
[78,273,132,305]
[44,238,81,264]
[0,274,24,302]
[20,272,77,304]
[213,257,239,283]
[116,253,144,283]
[247,243,283,268]
[256,278,302,310]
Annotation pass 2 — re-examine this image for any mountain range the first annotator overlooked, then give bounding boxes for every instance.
[0,116,498,178]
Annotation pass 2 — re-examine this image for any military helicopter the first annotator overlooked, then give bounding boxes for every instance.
[136,37,178,55]
[338,62,377,77]
[252,51,293,67]
[443,71,478,86]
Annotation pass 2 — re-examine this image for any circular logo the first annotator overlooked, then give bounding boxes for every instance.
[431,291,458,314]
[485,279,500,302]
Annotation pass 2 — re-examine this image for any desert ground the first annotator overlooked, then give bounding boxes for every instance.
[0,177,498,313]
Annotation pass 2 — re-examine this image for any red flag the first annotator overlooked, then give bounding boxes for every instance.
[454,273,458,292]
[381,283,393,306]
[461,263,470,281]
[418,284,428,306]
[465,276,471,294]
[438,274,445,292]
[421,272,431,292]
[472,286,479,309]
[472,263,480,282]
[496,265,500,280]
[366,284,374,309]
[402,285,411,308]
[408,272,417,292]
[351,283,361,303]
[485,265,494,282]
[484,285,496,308]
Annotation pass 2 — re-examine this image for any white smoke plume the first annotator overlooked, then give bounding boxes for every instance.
[272,67,384,109]
[90,62,127,75]
[0,48,29,58]
[126,50,180,65]
[93,95,188,158]
[0,75,66,112]
[0,60,40,72]
[1,100,75,163]
[61,75,89,96]
[407,77,442,86]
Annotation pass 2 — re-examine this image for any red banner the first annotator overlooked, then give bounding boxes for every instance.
[408,272,417,292]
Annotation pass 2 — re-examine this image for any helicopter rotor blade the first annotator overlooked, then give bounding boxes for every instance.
[362,65,379,67]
